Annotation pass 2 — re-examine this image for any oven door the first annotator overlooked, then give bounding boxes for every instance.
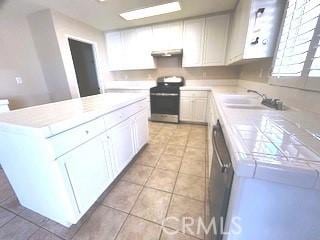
[150,93,179,123]
[209,120,234,240]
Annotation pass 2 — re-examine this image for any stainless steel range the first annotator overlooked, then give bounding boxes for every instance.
[150,76,184,123]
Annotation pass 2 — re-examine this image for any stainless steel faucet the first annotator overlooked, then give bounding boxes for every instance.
[247,89,267,100]
[247,89,284,110]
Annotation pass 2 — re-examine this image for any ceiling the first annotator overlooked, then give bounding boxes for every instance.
[0,0,237,31]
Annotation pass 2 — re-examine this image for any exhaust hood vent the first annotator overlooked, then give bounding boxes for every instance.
[151,49,183,57]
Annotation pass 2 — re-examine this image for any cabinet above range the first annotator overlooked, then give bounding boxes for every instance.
[105,14,231,71]
[105,0,284,71]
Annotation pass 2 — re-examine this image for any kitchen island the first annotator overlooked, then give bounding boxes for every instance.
[0,93,149,227]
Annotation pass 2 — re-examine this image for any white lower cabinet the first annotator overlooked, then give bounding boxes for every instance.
[192,98,207,123]
[180,91,208,123]
[106,118,136,176]
[60,135,112,214]
[180,98,194,122]
[52,101,148,225]
[132,109,149,152]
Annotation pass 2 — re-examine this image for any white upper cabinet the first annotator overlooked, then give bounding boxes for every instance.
[153,21,183,51]
[203,14,230,66]
[183,15,230,67]
[106,31,124,71]
[227,0,284,64]
[121,29,137,70]
[135,26,155,69]
[106,14,232,70]
[106,27,155,71]
[182,18,206,67]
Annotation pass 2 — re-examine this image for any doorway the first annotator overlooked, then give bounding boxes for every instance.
[68,38,100,97]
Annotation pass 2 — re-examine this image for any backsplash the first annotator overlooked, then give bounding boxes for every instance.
[108,57,240,81]
[238,59,320,114]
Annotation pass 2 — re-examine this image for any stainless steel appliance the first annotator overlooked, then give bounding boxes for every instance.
[209,120,234,240]
[150,76,184,123]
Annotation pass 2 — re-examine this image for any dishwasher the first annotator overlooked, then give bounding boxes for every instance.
[209,120,234,240]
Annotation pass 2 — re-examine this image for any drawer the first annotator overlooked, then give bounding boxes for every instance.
[180,90,208,98]
[104,108,128,129]
[104,100,147,129]
[49,117,106,158]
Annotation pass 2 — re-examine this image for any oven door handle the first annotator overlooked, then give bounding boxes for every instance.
[150,93,179,96]
[212,125,230,173]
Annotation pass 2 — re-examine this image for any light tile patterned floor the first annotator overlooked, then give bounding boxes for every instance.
[0,122,208,240]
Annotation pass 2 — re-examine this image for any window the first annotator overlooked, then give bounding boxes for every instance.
[272,0,320,79]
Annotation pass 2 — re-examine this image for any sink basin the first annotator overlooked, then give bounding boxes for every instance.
[221,95,260,105]
[225,104,268,110]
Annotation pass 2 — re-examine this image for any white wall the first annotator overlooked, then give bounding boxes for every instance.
[239,59,320,114]
[109,56,240,82]
[28,10,72,102]
[0,16,50,109]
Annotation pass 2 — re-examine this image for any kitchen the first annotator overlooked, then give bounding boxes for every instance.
[0,0,320,240]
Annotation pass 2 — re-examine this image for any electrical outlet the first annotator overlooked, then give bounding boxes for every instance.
[16,77,23,85]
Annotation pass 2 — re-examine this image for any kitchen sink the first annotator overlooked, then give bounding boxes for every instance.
[224,104,268,110]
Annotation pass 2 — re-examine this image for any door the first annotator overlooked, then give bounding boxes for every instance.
[204,15,230,66]
[61,136,111,213]
[192,98,207,123]
[68,39,100,97]
[108,118,135,174]
[180,97,193,121]
[132,109,149,152]
[182,18,206,67]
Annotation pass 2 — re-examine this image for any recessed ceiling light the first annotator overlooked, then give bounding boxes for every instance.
[120,1,181,21]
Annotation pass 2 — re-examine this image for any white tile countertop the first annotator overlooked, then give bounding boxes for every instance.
[0,93,146,138]
[0,99,9,105]
[211,89,320,189]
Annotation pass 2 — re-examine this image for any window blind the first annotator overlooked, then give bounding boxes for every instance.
[272,0,320,78]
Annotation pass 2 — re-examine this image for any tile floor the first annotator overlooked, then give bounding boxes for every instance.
[0,122,208,240]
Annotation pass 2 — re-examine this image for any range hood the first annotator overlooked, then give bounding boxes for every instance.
[151,49,183,57]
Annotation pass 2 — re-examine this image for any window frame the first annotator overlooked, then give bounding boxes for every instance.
[269,0,320,91]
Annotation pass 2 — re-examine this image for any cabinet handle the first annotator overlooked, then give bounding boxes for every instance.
[251,37,259,45]
[85,130,89,135]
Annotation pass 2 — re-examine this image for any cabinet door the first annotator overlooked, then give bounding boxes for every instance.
[132,109,149,153]
[108,118,135,174]
[182,18,206,67]
[152,23,169,51]
[61,136,111,213]
[121,29,137,69]
[203,15,230,66]
[180,97,193,122]
[153,21,183,51]
[106,31,124,70]
[135,26,155,69]
[227,0,251,63]
[167,21,183,49]
[192,98,208,123]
